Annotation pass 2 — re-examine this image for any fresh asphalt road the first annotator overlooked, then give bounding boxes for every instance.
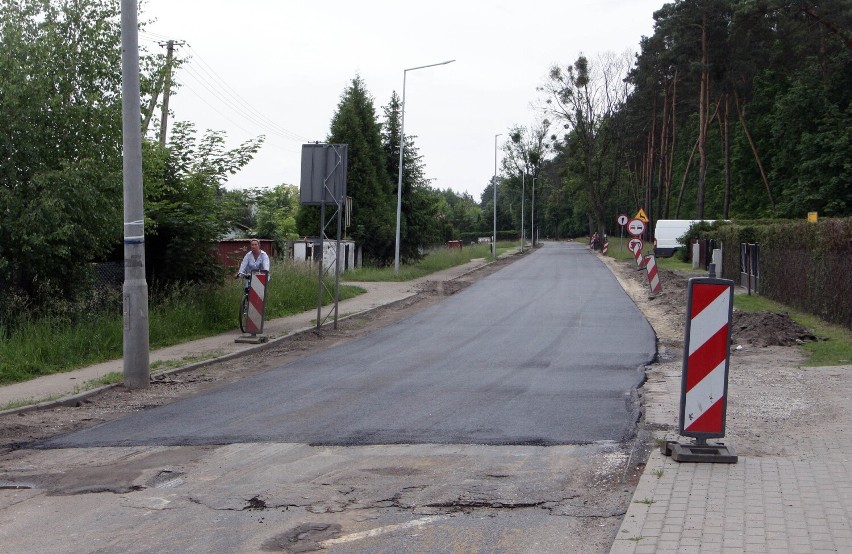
[42,242,656,449]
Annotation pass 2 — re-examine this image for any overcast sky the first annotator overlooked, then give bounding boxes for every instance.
[140,0,663,200]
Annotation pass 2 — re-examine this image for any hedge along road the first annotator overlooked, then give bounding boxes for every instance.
[41,242,656,449]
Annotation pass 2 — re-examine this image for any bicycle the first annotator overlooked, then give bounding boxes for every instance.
[237,270,268,333]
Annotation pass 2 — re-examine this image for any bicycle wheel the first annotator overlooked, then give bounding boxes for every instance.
[239,293,250,333]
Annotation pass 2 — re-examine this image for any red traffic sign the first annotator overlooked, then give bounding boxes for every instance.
[628,238,643,254]
[617,213,629,227]
[627,218,646,237]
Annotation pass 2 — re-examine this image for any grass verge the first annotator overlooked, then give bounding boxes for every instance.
[345,243,500,282]
[0,244,505,386]
[0,261,363,385]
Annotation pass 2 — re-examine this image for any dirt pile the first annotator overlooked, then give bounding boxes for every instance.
[617,261,817,349]
[731,311,818,347]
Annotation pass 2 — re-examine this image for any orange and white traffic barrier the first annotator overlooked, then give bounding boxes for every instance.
[679,278,734,438]
[645,255,662,293]
[246,272,268,334]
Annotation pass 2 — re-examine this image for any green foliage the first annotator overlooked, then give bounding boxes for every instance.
[623,0,852,222]
[540,52,634,239]
[714,218,852,329]
[442,189,485,237]
[253,184,300,245]
[143,122,264,284]
[0,0,127,312]
[675,221,722,261]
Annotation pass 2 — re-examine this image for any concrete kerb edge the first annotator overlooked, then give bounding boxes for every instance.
[0,255,507,418]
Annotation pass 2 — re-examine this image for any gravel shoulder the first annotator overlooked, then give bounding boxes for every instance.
[600,253,851,458]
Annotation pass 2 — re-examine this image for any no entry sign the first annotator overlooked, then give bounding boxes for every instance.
[627,238,643,254]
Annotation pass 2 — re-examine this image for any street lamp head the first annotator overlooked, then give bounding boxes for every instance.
[405,59,456,73]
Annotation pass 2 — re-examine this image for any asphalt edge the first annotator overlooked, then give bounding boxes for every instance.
[0,254,508,418]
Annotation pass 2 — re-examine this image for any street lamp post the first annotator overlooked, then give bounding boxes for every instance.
[521,172,525,253]
[395,59,455,274]
[531,176,536,247]
[493,133,502,259]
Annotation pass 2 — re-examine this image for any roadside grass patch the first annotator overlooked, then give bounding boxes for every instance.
[0,261,362,385]
[345,243,496,282]
[0,246,501,386]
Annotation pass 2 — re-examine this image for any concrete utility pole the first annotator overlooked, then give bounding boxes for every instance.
[158,39,181,147]
[141,69,164,136]
[121,0,150,389]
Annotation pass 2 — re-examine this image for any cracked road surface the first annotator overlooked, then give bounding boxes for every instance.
[1,243,657,552]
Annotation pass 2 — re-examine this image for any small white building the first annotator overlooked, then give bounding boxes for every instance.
[291,238,360,272]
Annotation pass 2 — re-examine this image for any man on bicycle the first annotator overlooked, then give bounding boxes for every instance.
[235,239,270,286]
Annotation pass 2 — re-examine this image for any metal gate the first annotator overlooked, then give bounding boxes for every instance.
[739,243,760,294]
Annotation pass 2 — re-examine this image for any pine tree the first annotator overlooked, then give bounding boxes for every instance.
[327,76,395,264]
[382,92,440,262]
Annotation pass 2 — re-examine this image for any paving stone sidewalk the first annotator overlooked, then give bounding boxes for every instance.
[612,440,852,553]
[612,366,852,554]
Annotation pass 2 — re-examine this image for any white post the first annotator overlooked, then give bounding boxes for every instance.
[394,60,455,274]
[493,133,502,259]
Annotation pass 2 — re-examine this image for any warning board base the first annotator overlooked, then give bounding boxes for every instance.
[235,334,268,344]
[662,440,738,463]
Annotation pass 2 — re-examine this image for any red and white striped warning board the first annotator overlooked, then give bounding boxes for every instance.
[246,272,268,334]
[679,278,734,438]
[633,246,645,268]
[645,255,662,293]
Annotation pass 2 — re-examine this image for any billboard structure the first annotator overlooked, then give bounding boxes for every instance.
[300,144,348,205]
[299,144,348,330]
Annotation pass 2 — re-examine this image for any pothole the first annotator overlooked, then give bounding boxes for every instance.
[261,523,342,553]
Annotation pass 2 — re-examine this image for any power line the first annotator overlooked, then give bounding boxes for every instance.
[185,45,313,143]
[138,33,315,147]
[178,64,306,144]
[174,81,300,155]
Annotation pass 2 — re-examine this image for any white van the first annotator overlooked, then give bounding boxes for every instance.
[653,220,705,257]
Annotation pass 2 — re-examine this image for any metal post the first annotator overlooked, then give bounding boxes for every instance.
[521,172,525,253]
[493,133,501,259]
[394,70,407,275]
[531,177,536,247]
[316,201,325,330]
[120,0,150,389]
[334,192,343,329]
[395,59,455,274]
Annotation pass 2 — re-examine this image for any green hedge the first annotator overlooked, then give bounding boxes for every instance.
[712,218,852,329]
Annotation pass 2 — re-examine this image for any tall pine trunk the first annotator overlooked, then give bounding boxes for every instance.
[696,18,709,220]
